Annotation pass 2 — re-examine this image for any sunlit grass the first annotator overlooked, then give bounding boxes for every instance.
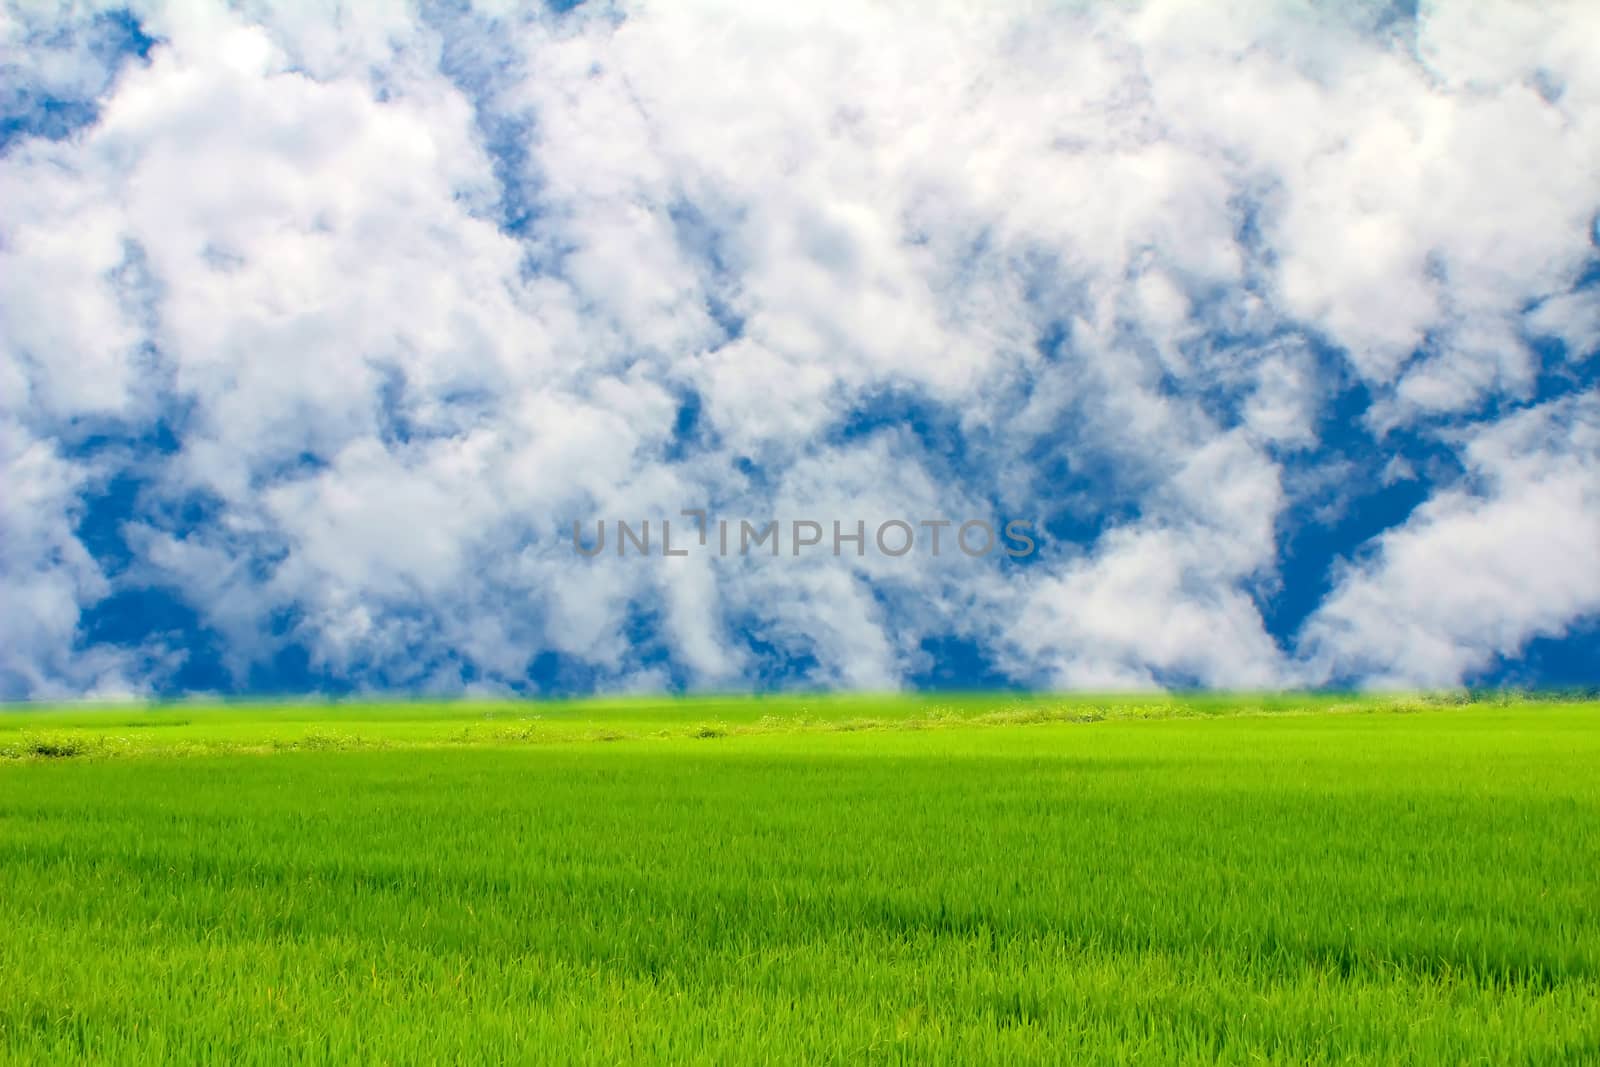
[0,690,1555,761]
[1,694,1596,1063]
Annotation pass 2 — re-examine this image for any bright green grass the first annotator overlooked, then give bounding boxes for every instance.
[1,695,1597,1064]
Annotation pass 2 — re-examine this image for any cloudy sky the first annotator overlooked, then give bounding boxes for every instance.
[3,0,1597,699]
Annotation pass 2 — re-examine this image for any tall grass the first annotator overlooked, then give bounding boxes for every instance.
[0,698,1596,1063]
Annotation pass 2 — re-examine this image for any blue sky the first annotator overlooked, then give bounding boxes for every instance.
[2,1,1597,699]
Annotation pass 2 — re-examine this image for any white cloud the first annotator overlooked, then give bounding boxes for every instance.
[1005,428,1291,688]
[1527,287,1600,363]
[1301,393,1600,687]
[2,0,1597,697]
[0,421,139,698]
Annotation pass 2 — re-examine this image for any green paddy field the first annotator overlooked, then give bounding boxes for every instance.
[1,693,1596,1064]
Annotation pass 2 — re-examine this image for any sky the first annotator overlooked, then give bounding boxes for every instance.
[2,0,1597,700]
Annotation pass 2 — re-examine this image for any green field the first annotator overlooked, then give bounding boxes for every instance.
[2,694,1597,1064]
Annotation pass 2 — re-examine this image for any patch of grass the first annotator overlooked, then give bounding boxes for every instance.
[267,730,370,753]
[0,690,1576,760]
[27,736,90,759]
[1,733,95,760]
[0,696,1596,1063]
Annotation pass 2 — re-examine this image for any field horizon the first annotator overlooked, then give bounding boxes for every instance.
[2,689,1589,761]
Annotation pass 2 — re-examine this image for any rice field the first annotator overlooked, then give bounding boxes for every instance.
[1,694,1597,1064]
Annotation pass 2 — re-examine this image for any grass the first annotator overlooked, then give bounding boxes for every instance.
[0,693,1596,1063]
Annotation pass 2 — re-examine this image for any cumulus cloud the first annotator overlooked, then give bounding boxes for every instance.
[1302,393,1600,686]
[1,0,1597,698]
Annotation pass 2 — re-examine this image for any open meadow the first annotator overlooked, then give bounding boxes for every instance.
[1,694,1597,1064]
